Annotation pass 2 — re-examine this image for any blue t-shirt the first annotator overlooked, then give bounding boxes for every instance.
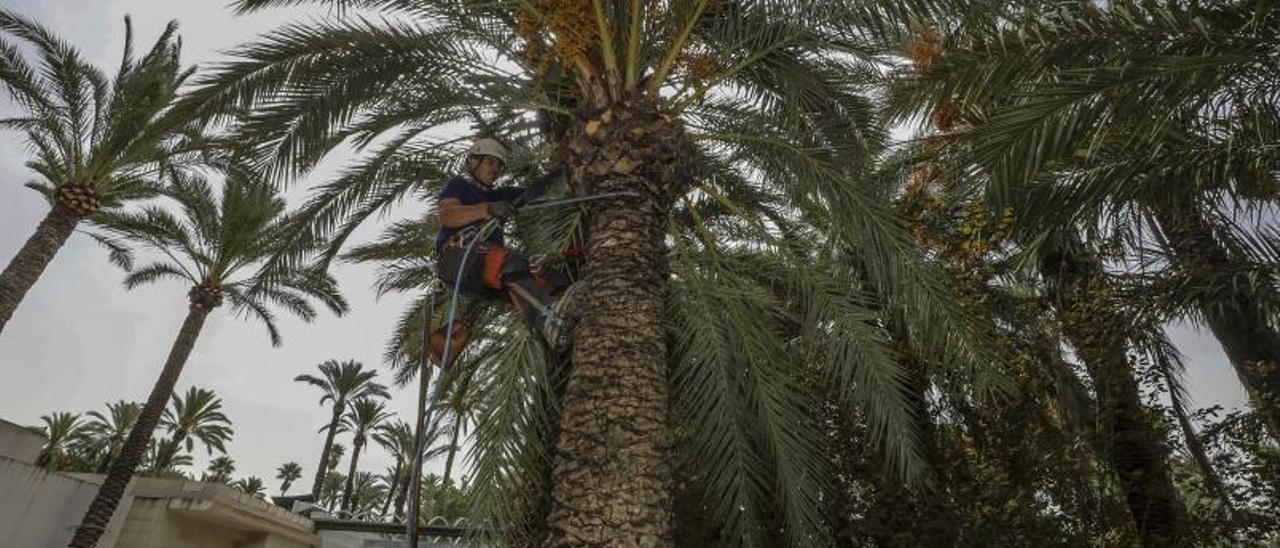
[435,175,525,251]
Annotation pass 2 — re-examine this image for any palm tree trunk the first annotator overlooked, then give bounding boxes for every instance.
[68,306,209,548]
[0,203,81,336]
[311,405,342,497]
[342,437,364,513]
[1150,199,1280,442]
[381,464,400,518]
[545,102,690,547]
[1041,243,1189,547]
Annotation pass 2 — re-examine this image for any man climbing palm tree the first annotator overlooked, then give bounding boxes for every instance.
[435,138,567,353]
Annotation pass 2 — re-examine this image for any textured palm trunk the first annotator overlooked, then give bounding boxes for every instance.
[545,101,691,547]
[1041,244,1188,547]
[68,305,210,548]
[1150,199,1280,442]
[0,203,82,335]
[342,435,365,512]
[311,405,343,497]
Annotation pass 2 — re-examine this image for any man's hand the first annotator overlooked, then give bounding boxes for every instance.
[486,200,515,220]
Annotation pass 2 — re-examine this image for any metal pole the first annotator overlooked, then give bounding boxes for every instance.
[519,191,639,211]
[406,292,434,546]
[407,220,496,547]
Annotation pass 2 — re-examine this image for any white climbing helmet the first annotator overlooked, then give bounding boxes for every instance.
[467,138,508,164]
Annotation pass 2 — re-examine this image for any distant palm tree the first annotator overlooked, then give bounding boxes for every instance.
[0,11,204,335]
[276,462,303,496]
[140,439,191,477]
[81,401,141,472]
[233,476,266,498]
[375,417,453,520]
[203,456,235,484]
[35,412,84,470]
[295,359,388,497]
[378,466,401,519]
[319,471,345,511]
[348,471,388,519]
[327,443,345,475]
[69,174,346,548]
[155,387,232,470]
[340,398,393,512]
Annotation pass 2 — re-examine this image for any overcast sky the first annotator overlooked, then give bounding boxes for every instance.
[0,0,1250,491]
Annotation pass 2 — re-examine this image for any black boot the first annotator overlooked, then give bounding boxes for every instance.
[507,277,571,352]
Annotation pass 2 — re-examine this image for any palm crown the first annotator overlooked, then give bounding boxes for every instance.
[277,461,303,494]
[160,387,233,456]
[80,400,142,471]
[0,10,203,213]
[101,170,347,343]
[296,359,391,407]
[204,455,236,484]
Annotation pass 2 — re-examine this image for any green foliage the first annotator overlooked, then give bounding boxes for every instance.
[233,475,267,498]
[155,386,233,470]
[203,456,236,484]
[97,170,349,344]
[276,461,303,495]
[0,10,206,209]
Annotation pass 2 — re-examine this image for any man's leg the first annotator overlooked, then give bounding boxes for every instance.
[482,247,568,349]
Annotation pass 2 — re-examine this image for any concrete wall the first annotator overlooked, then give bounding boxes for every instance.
[0,455,317,548]
[0,456,128,548]
[116,499,250,548]
[0,417,45,464]
[114,478,317,548]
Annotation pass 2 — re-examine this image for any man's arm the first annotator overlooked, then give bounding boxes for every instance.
[438,198,492,227]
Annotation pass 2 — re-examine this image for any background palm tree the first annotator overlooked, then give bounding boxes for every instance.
[202,456,236,484]
[294,359,389,497]
[155,387,233,470]
[348,471,388,519]
[889,0,1280,440]
[233,476,266,498]
[886,2,1280,543]
[326,443,345,476]
[338,397,393,513]
[375,418,452,520]
[276,461,303,496]
[140,439,192,477]
[68,172,347,548]
[80,401,141,473]
[34,412,85,470]
[319,471,346,511]
[0,11,204,335]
